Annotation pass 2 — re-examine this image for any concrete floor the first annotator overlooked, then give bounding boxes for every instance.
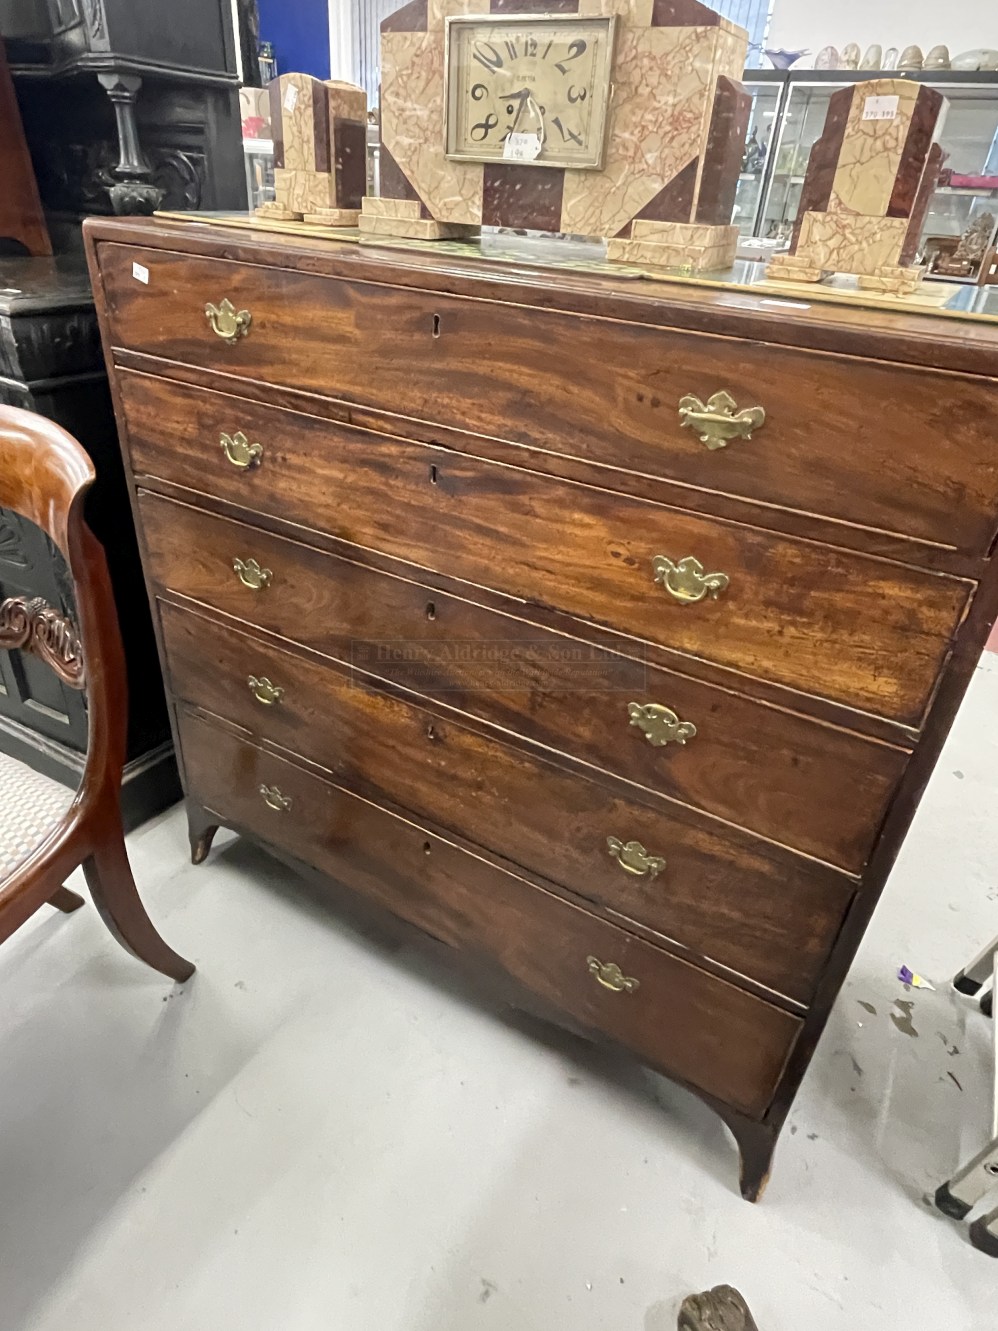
[3,667,998,1330]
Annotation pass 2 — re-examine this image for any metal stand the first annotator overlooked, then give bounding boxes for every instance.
[934,936,998,1255]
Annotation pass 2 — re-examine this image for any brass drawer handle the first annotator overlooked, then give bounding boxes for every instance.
[220,430,263,470]
[205,297,251,344]
[678,390,765,450]
[652,555,728,605]
[259,783,291,811]
[586,955,640,994]
[627,702,696,747]
[233,557,272,591]
[607,836,666,880]
[247,674,284,706]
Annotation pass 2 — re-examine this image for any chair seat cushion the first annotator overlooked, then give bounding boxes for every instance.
[0,749,74,879]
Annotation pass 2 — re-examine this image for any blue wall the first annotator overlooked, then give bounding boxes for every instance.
[257,0,330,81]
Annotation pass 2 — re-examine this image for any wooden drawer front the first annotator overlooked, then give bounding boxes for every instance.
[124,381,972,729]
[99,244,998,556]
[160,602,853,1005]
[178,706,801,1116]
[152,568,906,875]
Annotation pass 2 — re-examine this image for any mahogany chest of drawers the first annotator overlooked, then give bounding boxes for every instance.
[84,216,998,1199]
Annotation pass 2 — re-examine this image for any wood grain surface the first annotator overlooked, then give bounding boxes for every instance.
[144,498,908,871]
[178,705,802,1118]
[100,245,998,558]
[160,599,854,1005]
[123,383,974,727]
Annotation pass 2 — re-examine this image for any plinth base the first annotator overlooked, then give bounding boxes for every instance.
[607,222,738,273]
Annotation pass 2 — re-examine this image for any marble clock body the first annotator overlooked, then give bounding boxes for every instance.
[360,0,750,268]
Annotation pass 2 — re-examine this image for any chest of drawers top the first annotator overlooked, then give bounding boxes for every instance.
[89,219,998,574]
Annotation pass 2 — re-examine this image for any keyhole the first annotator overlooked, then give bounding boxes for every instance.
[426,723,436,741]
[432,313,441,338]
[423,841,432,855]
[429,464,438,485]
[425,601,436,620]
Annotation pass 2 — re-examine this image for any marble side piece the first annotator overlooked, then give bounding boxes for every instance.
[857,264,925,295]
[302,208,362,226]
[796,211,909,274]
[765,252,824,282]
[272,167,337,212]
[269,74,326,172]
[790,84,854,248]
[827,80,927,217]
[608,220,737,270]
[361,197,423,220]
[358,213,472,239]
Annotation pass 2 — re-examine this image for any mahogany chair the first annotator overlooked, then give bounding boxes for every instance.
[0,405,193,981]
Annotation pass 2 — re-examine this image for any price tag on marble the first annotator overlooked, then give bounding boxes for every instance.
[503,132,542,162]
[284,83,299,113]
[862,95,900,121]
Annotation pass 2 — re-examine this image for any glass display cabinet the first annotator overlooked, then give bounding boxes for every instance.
[732,77,786,236]
[749,70,998,278]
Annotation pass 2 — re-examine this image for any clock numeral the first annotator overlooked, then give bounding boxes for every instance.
[525,36,537,57]
[567,84,588,104]
[470,112,499,142]
[552,115,584,147]
[541,39,553,60]
[472,40,503,74]
[470,81,488,101]
[555,38,588,75]
[504,38,518,59]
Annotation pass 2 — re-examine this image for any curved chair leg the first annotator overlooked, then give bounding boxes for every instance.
[49,885,85,913]
[187,801,219,866]
[83,826,195,982]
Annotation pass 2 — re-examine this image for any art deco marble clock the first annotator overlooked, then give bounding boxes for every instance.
[360,0,751,271]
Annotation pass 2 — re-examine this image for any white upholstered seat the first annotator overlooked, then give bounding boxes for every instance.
[0,749,74,879]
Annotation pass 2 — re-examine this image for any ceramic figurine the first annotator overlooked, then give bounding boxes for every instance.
[898,44,924,70]
[952,48,998,70]
[883,46,899,69]
[815,45,840,69]
[860,44,883,70]
[767,76,949,294]
[924,44,951,69]
[934,213,997,278]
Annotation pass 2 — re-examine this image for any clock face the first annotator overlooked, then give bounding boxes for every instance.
[445,15,616,170]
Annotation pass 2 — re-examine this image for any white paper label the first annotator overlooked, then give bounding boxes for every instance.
[132,262,149,285]
[283,83,298,113]
[503,131,543,162]
[862,94,899,122]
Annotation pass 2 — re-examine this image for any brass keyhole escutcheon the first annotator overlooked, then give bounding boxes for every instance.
[586,956,639,994]
[233,557,272,591]
[627,702,696,747]
[678,390,765,450]
[652,555,729,605]
[205,298,251,344]
[606,836,666,880]
[247,675,284,706]
[220,430,263,470]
